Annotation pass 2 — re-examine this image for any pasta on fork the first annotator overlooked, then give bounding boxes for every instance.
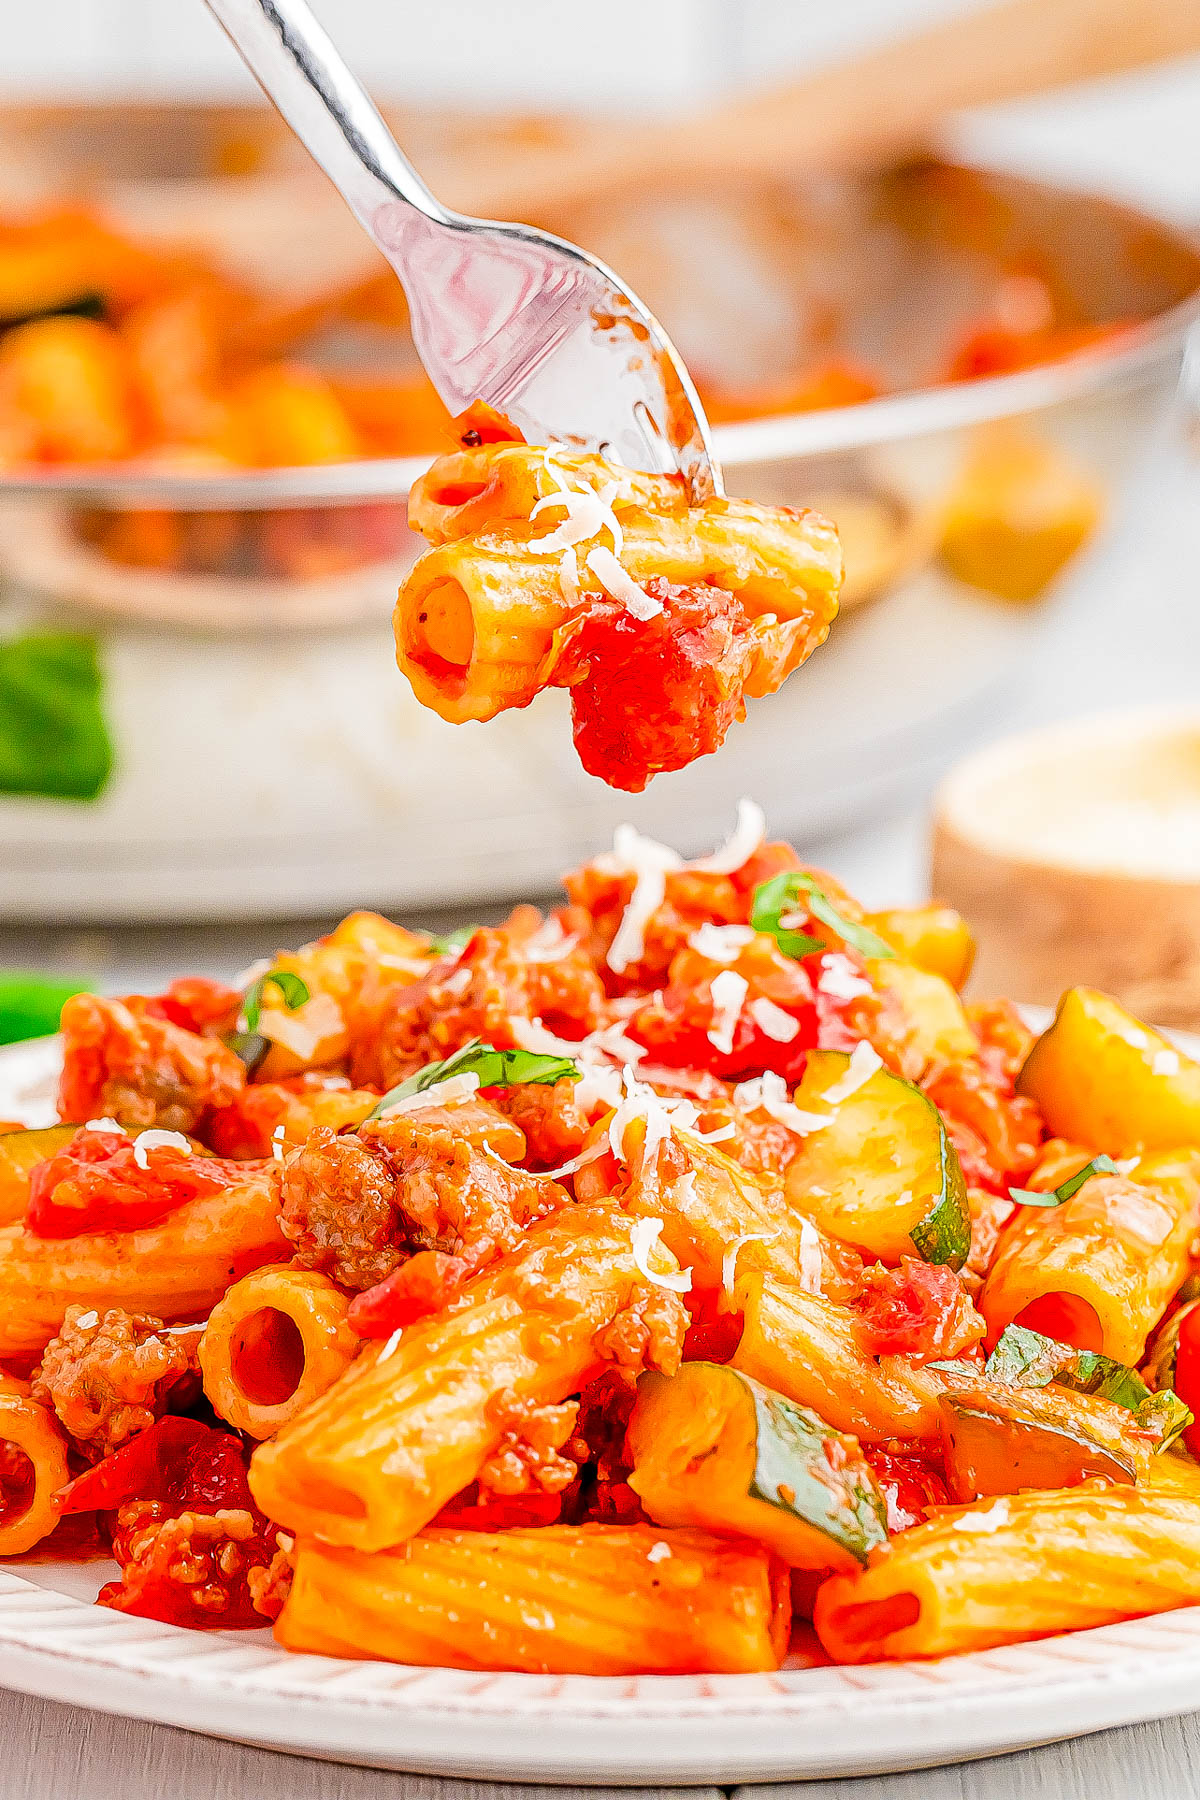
[2,806,1200,1674]
[394,409,843,791]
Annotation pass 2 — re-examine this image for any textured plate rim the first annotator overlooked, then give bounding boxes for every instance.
[3,1027,1200,1783]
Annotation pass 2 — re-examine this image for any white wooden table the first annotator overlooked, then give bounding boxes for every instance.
[7,1683,1200,1799]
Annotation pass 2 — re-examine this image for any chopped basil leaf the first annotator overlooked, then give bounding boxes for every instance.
[751,872,894,962]
[427,926,478,955]
[1008,1154,1120,1208]
[227,970,311,1070]
[985,1323,1157,1415]
[366,1037,580,1122]
[1136,1389,1193,1452]
[0,972,95,1046]
[926,1358,984,1379]
[0,632,113,801]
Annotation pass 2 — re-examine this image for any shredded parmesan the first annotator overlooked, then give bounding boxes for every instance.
[132,1129,191,1170]
[258,989,344,1063]
[646,1541,672,1564]
[539,1141,609,1181]
[630,1216,693,1294]
[1153,1047,1182,1076]
[689,923,755,963]
[952,1498,1012,1535]
[74,1310,99,1331]
[721,1230,780,1295]
[1114,1156,1141,1176]
[816,955,873,1001]
[732,1070,831,1135]
[442,967,472,997]
[376,1072,481,1118]
[586,1022,647,1063]
[707,970,749,1056]
[233,956,273,990]
[608,1068,694,1167]
[749,997,801,1043]
[822,1041,883,1105]
[558,543,580,606]
[585,545,663,620]
[524,918,577,963]
[84,1117,123,1135]
[271,1124,286,1164]
[377,1327,405,1364]
[530,485,619,556]
[598,824,683,975]
[691,798,767,875]
[670,1171,699,1215]
[797,1218,824,1294]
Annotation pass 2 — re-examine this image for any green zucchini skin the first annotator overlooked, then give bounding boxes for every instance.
[738,1370,889,1566]
[909,1102,971,1270]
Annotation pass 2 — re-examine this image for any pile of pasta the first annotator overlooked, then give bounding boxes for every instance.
[3,804,1200,1674]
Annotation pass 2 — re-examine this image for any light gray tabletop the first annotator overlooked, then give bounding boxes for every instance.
[7,1683,1200,1799]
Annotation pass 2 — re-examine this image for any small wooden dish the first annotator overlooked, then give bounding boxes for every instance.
[932,709,1200,1027]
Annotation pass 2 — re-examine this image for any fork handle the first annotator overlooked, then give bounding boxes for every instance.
[201,0,447,232]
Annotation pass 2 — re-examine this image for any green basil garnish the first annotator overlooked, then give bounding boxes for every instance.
[0,631,113,802]
[1136,1389,1193,1452]
[427,926,479,955]
[366,1037,580,1122]
[0,972,95,1046]
[984,1323,1191,1447]
[1008,1154,1120,1208]
[227,970,311,1071]
[750,872,894,962]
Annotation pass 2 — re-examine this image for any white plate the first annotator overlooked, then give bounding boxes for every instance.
[3,1030,1200,1784]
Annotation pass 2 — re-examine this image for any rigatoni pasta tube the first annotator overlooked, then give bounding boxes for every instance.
[275,1525,789,1674]
[249,1201,683,1551]
[409,444,683,546]
[0,1394,70,1555]
[0,1165,285,1358]
[395,497,841,725]
[732,1274,943,1443]
[980,1150,1200,1363]
[199,1265,358,1439]
[814,1479,1200,1663]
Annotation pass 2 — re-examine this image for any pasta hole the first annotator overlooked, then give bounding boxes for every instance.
[832,1591,920,1647]
[0,1441,36,1528]
[299,1475,369,1520]
[230,1307,306,1408]
[1014,1293,1103,1353]
[431,480,487,508]
[412,580,475,676]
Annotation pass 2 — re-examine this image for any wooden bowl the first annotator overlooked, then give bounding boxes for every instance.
[931,709,1200,1028]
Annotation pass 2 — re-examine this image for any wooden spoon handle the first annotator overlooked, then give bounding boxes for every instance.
[445,0,1200,218]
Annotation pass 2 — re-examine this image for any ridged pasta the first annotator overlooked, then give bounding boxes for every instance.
[0,1394,70,1555]
[0,1164,285,1358]
[275,1525,789,1674]
[199,1264,359,1439]
[814,1478,1200,1662]
[732,1273,943,1443]
[249,1201,682,1550]
[980,1150,1200,1362]
[408,443,684,546]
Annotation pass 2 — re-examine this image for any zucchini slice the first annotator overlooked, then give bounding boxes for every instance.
[864,959,978,1064]
[0,1125,79,1226]
[1017,987,1200,1155]
[786,1050,970,1267]
[626,1361,888,1571]
[939,1382,1140,1500]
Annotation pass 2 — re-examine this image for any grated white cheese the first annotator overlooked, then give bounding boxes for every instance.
[586,1022,647,1064]
[749,997,801,1043]
[442,967,473,997]
[797,1218,824,1294]
[670,1170,699,1216]
[376,1072,481,1118]
[1153,1047,1182,1076]
[377,1327,405,1364]
[585,545,663,620]
[688,923,756,963]
[597,824,683,975]
[523,918,577,963]
[707,970,749,1057]
[132,1129,191,1170]
[630,1216,693,1294]
[732,1070,831,1135]
[538,1141,610,1181]
[74,1310,99,1331]
[271,1124,286,1164]
[608,1067,695,1167]
[83,1117,123,1135]
[721,1230,780,1296]
[1114,1156,1141,1177]
[530,485,620,556]
[952,1498,1012,1535]
[647,1541,672,1564]
[816,955,873,1001]
[821,1041,883,1105]
[690,798,767,874]
[233,956,273,991]
[558,543,580,606]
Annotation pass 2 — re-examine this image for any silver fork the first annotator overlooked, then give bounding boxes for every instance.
[201,0,722,501]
